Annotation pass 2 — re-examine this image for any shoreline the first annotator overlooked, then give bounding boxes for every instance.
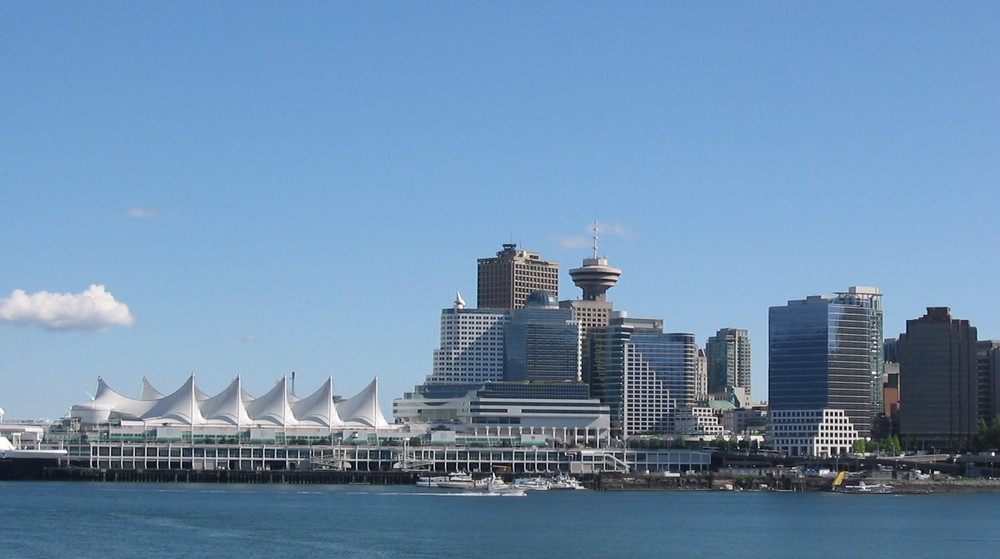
[10,467,1000,494]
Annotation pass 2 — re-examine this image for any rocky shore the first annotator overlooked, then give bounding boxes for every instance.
[885,478,1000,494]
[594,472,1000,493]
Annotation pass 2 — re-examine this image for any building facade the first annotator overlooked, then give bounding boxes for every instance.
[976,340,1000,423]
[588,314,699,439]
[503,291,582,383]
[898,307,978,450]
[767,287,882,456]
[705,328,752,398]
[424,293,509,386]
[477,243,559,310]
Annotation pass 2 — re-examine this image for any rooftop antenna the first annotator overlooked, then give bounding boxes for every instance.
[591,220,600,259]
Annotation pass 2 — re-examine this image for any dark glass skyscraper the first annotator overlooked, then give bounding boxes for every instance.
[503,291,581,383]
[768,287,882,441]
[898,307,978,449]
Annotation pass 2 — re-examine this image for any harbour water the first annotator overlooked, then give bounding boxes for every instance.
[1,482,997,558]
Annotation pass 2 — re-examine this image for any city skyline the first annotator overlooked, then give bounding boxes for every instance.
[2,4,998,419]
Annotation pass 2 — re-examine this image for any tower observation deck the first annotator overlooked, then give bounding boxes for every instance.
[568,224,621,302]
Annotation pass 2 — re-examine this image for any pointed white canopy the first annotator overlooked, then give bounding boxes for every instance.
[336,378,391,429]
[291,377,345,427]
[140,377,164,400]
[73,374,396,430]
[143,375,207,425]
[199,376,253,426]
[245,377,299,426]
[90,377,158,420]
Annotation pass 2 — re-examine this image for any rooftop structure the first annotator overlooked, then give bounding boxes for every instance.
[69,375,393,430]
[568,223,622,303]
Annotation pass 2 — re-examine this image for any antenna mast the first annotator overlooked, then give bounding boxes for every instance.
[591,220,599,259]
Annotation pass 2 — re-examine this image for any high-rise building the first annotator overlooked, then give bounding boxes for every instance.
[695,348,708,403]
[477,243,559,310]
[976,340,1000,422]
[705,328,751,398]
[424,292,509,387]
[898,307,978,449]
[767,287,882,457]
[504,291,581,383]
[588,313,698,438]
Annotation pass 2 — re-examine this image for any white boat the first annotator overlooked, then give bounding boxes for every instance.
[435,471,478,489]
[837,481,893,494]
[547,474,585,490]
[416,475,447,487]
[486,477,526,496]
[513,476,550,491]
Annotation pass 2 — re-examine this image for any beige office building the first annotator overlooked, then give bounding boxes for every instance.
[477,243,559,310]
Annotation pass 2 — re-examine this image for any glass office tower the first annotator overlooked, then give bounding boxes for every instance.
[503,291,581,383]
[588,315,698,438]
[769,287,882,442]
[705,328,752,398]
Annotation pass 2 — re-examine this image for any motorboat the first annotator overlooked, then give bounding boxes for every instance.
[547,474,585,490]
[486,477,526,496]
[416,475,447,487]
[435,471,477,489]
[513,476,550,491]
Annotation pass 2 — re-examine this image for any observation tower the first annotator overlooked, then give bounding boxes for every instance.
[568,223,622,302]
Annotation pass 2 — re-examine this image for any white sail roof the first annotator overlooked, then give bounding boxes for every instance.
[291,377,345,427]
[74,374,394,429]
[143,375,208,425]
[245,377,299,426]
[199,376,253,426]
[90,377,158,420]
[336,377,391,429]
[140,377,164,400]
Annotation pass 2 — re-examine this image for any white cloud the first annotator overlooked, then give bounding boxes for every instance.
[560,236,591,249]
[0,285,136,332]
[242,334,257,343]
[558,221,637,250]
[126,206,159,218]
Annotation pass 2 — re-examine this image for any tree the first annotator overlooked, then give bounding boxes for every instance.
[976,416,1000,451]
[885,435,901,457]
[852,439,867,455]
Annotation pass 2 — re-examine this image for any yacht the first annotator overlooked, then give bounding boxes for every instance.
[435,471,478,489]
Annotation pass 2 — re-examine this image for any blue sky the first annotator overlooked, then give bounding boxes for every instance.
[2,3,997,419]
